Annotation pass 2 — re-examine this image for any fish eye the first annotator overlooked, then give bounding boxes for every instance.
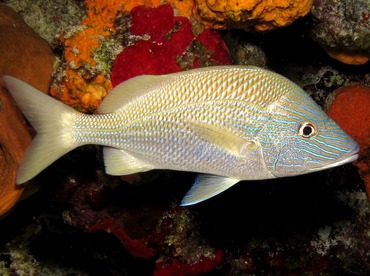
[298,122,317,138]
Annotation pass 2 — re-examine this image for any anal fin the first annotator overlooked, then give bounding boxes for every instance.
[180,175,239,206]
[103,147,154,175]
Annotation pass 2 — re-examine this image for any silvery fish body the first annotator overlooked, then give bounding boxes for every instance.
[4,66,359,205]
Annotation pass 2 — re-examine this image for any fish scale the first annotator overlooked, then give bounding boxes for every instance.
[4,66,359,205]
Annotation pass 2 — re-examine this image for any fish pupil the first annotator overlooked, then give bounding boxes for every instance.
[303,126,313,136]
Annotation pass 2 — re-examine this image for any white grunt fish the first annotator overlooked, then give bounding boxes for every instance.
[3,66,359,205]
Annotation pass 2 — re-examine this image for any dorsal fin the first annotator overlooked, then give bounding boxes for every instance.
[99,66,265,114]
[98,75,169,113]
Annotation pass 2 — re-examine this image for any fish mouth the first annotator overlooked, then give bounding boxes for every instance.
[311,145,360,171]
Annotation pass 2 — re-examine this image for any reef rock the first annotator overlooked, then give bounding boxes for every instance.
[311,0,370,65]
[0,4,55,216]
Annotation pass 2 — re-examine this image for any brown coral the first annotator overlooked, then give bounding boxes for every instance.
[0,87,31,216]
[194,0,314,31]
[0,4,55,216]
[0,4,55,91]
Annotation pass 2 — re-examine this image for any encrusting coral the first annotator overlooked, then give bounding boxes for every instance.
[49,0,123,113]
[110,4,231,86]
[326,83,370,198]
[193,0,314,31]
[0,4,55,216]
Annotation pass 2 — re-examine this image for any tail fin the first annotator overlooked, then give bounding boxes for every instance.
[3,76,80,184]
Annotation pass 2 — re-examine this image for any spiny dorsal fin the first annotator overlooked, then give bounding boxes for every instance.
[98,75,169,113]
[180,175,239,206]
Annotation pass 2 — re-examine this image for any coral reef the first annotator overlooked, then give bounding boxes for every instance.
[193,0,314,31]
[49,1,196,113]
[311,0,370,65]
[56,164,222,274]
[0,224,42,275]
[0,4,54,216]
[326,83,370,198]
[48,0,313,112]
[300,65,350,105]
[154,250,223,275]
[110,4,231,86]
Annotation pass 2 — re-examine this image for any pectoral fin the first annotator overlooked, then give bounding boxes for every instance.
[180,175,240,206]
[189,120,257,158]
[103,147,154,175]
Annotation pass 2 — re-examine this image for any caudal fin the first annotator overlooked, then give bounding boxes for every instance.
[3,76,80,184]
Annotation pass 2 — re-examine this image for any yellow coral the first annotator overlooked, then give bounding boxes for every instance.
[121,0,160,12]
[168,0,195,17]
[120,0,193,16]
[61,0,125,69]
[50,69,112,113]
[53,0,125,112]
[194,0,313,31]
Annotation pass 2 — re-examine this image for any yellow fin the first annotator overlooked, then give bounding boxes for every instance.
[103,147,154,175]
[189,120,257,158]
[180,175,239,206]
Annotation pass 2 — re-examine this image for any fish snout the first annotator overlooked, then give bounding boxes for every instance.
[309,137,359,171]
